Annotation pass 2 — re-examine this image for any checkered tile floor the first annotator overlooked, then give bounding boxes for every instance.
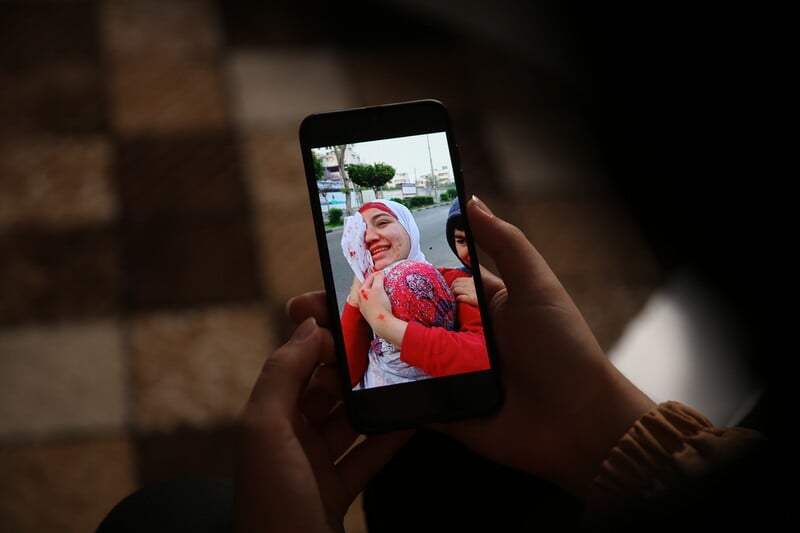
[0,1,662,531]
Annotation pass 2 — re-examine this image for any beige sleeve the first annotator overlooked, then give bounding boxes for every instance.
[584,401,765,525]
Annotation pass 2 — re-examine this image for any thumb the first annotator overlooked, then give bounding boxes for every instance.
[361,272,375,290]
[466,196,557,297]
[477,265,506,301]
[362,270,384,291]
[374,270,385,292]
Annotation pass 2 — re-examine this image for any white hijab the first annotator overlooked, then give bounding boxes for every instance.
[341,199,428,282]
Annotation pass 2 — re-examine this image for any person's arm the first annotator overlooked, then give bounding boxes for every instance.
[400,300,489,377]
[584,401,768,528]
[236,317,411,532]
[352,271,408,347]
[341,276,373,387]
[286,197,770,525]
[294,199,653,497]
[354,268,488,376]
[434,197,657,498]
[450,276,478,306]
[341,303,371,388]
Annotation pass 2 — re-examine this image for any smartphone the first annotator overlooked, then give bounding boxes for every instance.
[299,99,503,433]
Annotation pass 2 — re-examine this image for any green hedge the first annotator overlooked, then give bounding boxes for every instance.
[440,188,457,202]
[404,195,435,208]
[328,207,343,224]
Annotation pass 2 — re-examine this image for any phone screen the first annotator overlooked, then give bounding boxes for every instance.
[300,101,502,432]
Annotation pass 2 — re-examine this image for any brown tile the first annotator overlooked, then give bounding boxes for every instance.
[110,61,228,135]
[511,197,662,281]
[485,113,601,196]
[101,0,220,63]
[0,0,104,136]
[466,42,611,197]
[453,112,507,198]
[0,1,99,68]
[0,136,115,229]
[217,0,333,47]
[227,50,354,129]
[0,436,136,533]
[254,206,324,306]
[0,61,106,136]
[117,135,248,220]
[0,319,128,439]
[129,305,273,432]
[135,424,237,485]
[218,0,453,49]
[463,40,574,116]
[341,46,475,113]
[124,215,261,310]
[0,227,120,324]
[241,130,308,211]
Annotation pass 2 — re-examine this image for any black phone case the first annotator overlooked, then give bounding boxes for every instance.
[299,100,503,433]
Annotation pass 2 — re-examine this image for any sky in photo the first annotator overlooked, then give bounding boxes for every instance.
[350,132,451,178]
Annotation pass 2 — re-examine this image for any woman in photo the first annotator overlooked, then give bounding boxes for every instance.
[341,199,491,389]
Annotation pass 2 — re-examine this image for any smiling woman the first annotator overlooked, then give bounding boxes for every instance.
[364,213,407,269]
[340,199,490,390]
[361,202,418,270]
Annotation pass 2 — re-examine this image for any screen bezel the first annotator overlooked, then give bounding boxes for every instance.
[299,100,503,433]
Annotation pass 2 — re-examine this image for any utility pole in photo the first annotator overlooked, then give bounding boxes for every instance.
[427,134,437,203]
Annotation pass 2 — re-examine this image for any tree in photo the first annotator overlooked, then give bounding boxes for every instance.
[313,149,335,212]
[312,151,325,181]
[329,145,355,215]
[346,162,396,200]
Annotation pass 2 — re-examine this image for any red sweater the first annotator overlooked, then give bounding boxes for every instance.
[342,268,490,387]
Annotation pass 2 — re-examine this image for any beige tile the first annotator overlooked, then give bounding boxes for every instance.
[0,136,115,229]
[0,436,136,533]
[101,0,220,63]
[130,305,274,432]
[0,320,128,439]
[344,492,367,533]
[109,61,228,135]
[241,129,308,211]
[227,49,354,129]
[254,206,324,305]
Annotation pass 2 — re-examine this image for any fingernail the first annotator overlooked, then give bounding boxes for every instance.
[293,317,316,341]
[285,296,296,317]
[471,195,494,217]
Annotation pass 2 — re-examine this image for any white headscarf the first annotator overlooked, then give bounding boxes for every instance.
[341,199,428,282]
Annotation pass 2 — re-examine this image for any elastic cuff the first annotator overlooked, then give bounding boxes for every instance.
[583,402,714,522]
[584,399,767,529]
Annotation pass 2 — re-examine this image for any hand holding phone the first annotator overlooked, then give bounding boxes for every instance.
[299,100,503,432]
